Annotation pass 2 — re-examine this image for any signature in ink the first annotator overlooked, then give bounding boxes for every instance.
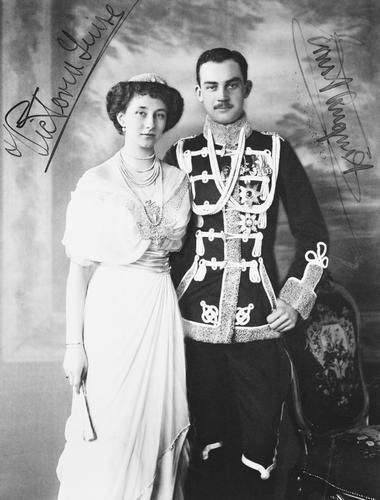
[3,87,68,158]
[2,1,142,172]
[292,18,374,269]
[292,19,373,200]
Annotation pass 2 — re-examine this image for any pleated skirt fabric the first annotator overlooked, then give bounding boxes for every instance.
[57,263,189,500]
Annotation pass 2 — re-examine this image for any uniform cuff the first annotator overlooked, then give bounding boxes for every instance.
[280,242,328,320]
[279,277,317,320]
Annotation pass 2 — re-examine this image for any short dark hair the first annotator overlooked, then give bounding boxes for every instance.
[106,81,184,135]
[196,48,248,85]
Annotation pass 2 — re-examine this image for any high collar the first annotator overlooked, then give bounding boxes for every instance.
[203,113,252,148]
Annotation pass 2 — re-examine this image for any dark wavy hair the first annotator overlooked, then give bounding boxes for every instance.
[106,81,184,135]
[196,48,248,84]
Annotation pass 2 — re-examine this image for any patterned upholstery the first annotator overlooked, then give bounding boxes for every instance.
[285,277,380,499]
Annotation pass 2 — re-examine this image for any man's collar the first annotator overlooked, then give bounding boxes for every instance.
[203,113,252,148]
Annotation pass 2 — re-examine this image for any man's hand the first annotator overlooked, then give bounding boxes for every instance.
[266,298,298,333]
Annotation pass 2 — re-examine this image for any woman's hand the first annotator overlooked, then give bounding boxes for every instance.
[266,298,298,333]
[63,344,88,393]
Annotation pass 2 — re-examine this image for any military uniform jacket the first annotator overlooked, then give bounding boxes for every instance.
[165,126,329,344]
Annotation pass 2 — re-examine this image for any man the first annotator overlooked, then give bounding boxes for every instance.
[165,48,329,499]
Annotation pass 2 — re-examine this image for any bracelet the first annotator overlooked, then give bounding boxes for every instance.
[65,342,83,346]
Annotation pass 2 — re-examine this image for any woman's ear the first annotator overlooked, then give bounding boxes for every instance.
[116,111,126,128]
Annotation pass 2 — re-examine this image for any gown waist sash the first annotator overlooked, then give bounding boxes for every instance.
[128,249,170,274]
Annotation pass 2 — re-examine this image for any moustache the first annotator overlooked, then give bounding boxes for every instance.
[214,103,233,110]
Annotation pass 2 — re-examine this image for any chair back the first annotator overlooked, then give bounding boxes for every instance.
[285,276,369,436]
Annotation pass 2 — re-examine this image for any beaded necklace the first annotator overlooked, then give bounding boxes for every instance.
[118,153,164,241]
[119,151,160,187]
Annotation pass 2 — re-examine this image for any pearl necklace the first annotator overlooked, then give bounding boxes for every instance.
[119,154,165,241]
[122,150,156,161]
[119,151,159,187]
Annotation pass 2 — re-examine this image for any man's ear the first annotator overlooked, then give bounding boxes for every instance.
[195,84,204,103]
[244,80,253,98]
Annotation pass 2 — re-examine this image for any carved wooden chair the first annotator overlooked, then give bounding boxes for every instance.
[285,276,380,500]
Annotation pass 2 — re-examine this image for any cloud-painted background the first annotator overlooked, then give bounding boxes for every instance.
[52,0,380,310]
[1,1,379,498]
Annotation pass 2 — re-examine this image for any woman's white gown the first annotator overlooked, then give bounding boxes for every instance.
[57,154,191,500]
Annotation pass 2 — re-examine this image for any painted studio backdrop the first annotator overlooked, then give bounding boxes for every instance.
[1,1,379,499]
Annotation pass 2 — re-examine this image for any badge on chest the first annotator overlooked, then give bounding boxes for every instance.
[184,129,280,218]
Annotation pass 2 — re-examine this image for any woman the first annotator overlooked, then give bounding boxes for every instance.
[57,74,191,500]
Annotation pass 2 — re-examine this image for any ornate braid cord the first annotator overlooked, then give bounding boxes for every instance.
[190,128,246,216]
[196,149,243,342]
[179,126,287,343]
[227,134,280,214]
[218,202,242,342]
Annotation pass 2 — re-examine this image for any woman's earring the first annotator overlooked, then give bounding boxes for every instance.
[121,125,126,134]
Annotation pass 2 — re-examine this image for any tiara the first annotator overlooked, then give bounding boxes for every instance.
[128,73,167,85]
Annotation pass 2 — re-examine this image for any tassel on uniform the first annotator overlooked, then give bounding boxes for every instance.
[252,233,263,257]
[258,212,267,229]
[194,259,207,281]
[195,230,205,256]
[249,260,260,283]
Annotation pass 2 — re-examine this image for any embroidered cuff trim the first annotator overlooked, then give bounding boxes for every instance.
[279,278,317,320]
[202,441,224,460]
[241,454,276,480]
[280,242,328,319]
